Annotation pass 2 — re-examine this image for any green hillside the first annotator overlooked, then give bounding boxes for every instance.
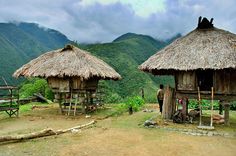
[82,33,175,102]
[0,22,70,84]
[0,23,178,102]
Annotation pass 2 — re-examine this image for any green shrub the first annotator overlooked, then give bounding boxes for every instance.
[125,96,145,112]
[230,101,236,110]
[188,99,219,110]
[104,93,123,103]
[19,78,54,100]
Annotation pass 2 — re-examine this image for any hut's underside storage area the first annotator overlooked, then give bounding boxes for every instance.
[175,69,236,101]
[48,77,104,115]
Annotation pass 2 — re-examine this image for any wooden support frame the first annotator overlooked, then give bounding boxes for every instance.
[0,86,19,117]
[55,86,105,115]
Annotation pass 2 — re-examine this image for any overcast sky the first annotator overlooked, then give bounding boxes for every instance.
[0,0,236,43]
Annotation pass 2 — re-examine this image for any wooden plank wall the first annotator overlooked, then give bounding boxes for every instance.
[48,77,99,92]
[209,69,236,94]
[230,71,236,94]
[176,71,196,91]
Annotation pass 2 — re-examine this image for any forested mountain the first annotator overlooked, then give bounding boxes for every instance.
[0,22,179,101]
[81,33,175,102]
[0,22,70,84]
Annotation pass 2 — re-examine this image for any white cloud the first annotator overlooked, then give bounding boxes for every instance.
[0,0,235,43]
[79,0,166,17]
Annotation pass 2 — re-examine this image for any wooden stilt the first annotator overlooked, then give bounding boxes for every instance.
[224,103,230,126]
[74,94,78,116]
[162,86,175,119]
[198,87,202,126]
[67,91,73,116]
[58,93,63,114]
[210,87,214,127]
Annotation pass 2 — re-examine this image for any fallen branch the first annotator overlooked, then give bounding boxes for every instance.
[33,93,52,104]
[0,120,95,143]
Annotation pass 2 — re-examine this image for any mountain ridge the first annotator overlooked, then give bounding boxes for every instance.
[0,22,179,101]
[0,22,70,84]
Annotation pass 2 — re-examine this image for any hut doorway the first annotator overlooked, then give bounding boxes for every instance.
[197,70,213,91]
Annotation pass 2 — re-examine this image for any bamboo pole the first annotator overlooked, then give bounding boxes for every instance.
[210,87,214,127]
[197,87,202,126]
[1,76,11,94]
[68,91,73,116]
[74,94,78,116]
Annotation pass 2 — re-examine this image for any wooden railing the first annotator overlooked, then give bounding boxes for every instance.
[0,85,19,117]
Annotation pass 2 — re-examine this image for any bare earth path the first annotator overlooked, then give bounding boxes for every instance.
[0,104,235,156]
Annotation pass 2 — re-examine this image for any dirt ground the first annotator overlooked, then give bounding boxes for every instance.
[0,103,236,156]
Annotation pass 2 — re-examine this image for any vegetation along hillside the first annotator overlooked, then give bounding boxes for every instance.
[0,22,70,84]
[81,33,176,102]
[0,22,178,102]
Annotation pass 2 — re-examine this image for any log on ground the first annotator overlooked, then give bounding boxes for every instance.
[0,120,95,143]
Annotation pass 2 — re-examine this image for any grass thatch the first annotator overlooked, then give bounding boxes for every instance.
[13,45,121,80]
[139,27,236,75]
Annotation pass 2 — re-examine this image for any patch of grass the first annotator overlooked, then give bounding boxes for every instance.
[91,104,127,118]
[20,102,49,114]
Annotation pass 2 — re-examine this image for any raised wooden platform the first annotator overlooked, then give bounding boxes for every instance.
[176,90,236,101]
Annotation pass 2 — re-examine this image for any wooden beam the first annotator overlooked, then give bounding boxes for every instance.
[162,86,175,119]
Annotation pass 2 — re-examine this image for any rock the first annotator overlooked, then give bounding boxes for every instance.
[148,125,155,128]
[202,131,207,135]
[188,129,192,133]
[190,133,196,136]
[144,120,157,127]
[71,129,81,133]
[143,109,154,113]
[208,132,213,136]
[85,115,91,118]
[163,122,169,126]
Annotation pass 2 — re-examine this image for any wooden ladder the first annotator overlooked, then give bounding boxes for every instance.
[197,87,214,130]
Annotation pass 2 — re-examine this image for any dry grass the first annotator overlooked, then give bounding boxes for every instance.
[0,103,236,156]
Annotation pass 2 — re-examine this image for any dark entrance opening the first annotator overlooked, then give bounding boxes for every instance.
[197,70,213,91]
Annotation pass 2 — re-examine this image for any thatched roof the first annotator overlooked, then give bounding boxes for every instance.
[13,45,121,80]
[139,18,236,75]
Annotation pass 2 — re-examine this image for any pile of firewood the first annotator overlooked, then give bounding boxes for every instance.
[213,114,224,124]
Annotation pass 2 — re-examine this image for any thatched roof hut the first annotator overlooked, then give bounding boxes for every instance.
[139,17,236,124]
[139,18,236,75]
[14,44,121,114]
[139,17,236,101]
[13,44,121,80]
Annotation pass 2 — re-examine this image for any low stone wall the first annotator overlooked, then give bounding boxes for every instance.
[145,125,236,138]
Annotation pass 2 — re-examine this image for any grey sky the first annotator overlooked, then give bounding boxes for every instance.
[0,0,235,43]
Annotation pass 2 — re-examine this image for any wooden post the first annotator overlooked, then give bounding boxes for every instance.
[68,91,73,116]
[219,102,223,115]
[141,88,144,99]
[198,87,202,126]
[74,93,78,116]
[58,93,63,114]
[224,103,230,126]
[17,88,19,117]
[210,87,214,127]
[162,86,175,119]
